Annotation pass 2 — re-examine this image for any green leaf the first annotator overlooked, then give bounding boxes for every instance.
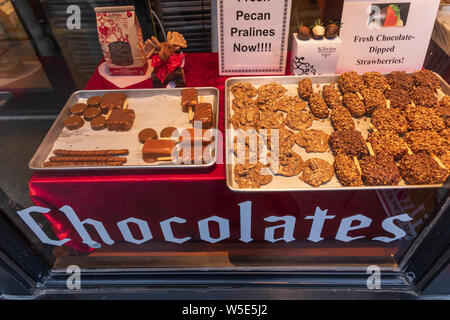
[390,4,401,21]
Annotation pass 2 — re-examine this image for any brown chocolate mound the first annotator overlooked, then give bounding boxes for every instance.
[360,154,401,186]
[329,129,368,159]
[399,153,448,185]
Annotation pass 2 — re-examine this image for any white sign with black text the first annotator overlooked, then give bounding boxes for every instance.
[217,0,292,75]
[337,0,440,73]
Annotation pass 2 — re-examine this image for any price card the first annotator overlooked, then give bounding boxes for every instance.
[337,0,440,73]
[217,0,292,75]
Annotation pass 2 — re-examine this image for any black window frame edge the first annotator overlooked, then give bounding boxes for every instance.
[0,189,48,296]
[401,194,450,294]
[0,186,448,299]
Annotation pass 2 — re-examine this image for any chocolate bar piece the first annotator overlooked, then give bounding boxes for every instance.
[193,103,213,129]
[142,139,177,162]
[106,109,135,131]
[100,92,126,113]
[179,128,213,145]
[181,88,198,112]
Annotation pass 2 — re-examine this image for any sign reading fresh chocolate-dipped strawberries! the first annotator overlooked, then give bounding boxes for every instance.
[337,0,440,73]
[217,0,292,75]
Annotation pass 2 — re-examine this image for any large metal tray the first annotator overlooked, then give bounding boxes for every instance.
[30,87,220,170]
[225,74,449,192]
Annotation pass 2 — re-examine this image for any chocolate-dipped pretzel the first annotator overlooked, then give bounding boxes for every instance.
[53,149,129,156]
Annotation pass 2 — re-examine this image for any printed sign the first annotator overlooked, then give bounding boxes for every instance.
[18,201,413,250]
[217,0,292,75]
[337,0,440,73]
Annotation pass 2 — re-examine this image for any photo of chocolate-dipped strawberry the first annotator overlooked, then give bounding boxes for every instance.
[383,4,403,26]
[370,3,410,28]
[311,19,325,40]
[298,22,311,41]
[325,21,341,39]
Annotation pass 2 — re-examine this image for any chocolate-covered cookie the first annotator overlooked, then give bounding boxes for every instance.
[139,128,158,143]
[160,126,179,138]
[87,96,102,107]
[70,103,87,115]
[83,107,101,121]
[64,115,84,130]
[91,115,106,130]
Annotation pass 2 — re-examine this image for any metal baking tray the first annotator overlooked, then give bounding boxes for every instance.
[225,74,449,192]
[30,87,219,170]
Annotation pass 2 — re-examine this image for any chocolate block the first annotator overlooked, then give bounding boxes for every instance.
[181,88,198,112]
[142,139,177,162]
[193,103,213,129]
[100,92,126,113]
[106,109,135,131]
[179,128,213,145]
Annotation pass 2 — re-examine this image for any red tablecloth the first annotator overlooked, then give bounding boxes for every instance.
[29,53,415,253]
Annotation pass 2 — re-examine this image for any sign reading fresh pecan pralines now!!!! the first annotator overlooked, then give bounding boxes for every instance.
[337,0,440,73]
[218,0,292,75]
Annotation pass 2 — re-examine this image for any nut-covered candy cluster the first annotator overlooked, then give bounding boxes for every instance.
[230,68,449,189]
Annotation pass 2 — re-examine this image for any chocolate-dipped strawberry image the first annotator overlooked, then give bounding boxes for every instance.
[298,22,311,41]
[382,4,403,27]
[311,19,325,40]
[325,21,342,39]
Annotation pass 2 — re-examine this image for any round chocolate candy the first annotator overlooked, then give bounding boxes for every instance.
[160,126,178,138]
[138,128,158,143]
[90,115,106,130]
[87,95,102,107]
[70,103,87,115]
[64,115,84,130]
[83,107,101,121]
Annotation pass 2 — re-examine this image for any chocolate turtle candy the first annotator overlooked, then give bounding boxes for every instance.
[87,95,102,107]
[90,115,107,130]
[64,115,84,130]
[139,128,158,143]
[70,103,87,115]
[83,107,101,121]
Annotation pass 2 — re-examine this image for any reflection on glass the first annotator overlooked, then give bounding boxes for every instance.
[0,0,51,89]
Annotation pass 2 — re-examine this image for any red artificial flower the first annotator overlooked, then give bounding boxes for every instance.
[152,52,185,83]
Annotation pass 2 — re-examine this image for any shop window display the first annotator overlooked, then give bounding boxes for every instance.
[0,0,447,298]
